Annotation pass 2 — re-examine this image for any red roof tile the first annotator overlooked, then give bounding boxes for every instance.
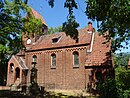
[13,55,28,69]
[28,28,92,51]
[86,33,111,66]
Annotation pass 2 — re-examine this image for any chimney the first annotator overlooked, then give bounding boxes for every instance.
[87,22,94,33]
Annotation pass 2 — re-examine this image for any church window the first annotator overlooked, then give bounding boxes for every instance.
[73,51,79,67]
[51,53,56,68]
[10,63,14,72]
[32,55,37,63]
[32,55,37,65]
[15,67,20,78]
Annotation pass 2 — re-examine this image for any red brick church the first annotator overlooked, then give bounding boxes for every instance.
[6,9,114,91]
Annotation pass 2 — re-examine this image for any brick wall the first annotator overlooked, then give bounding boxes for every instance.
[7,31,113,91]
[7,56,23,86]
[85,32,113,88]
[26,46,88,90]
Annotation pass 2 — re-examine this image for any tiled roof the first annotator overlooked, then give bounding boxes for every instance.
[14,55,28,70]
[28,28,92,51]
[30,8,47,26]
[86,33,111,66]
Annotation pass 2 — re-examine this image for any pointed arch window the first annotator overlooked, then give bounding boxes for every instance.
[73,51,79,67]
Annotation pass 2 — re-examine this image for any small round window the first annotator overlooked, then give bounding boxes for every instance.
[26,38,31,44]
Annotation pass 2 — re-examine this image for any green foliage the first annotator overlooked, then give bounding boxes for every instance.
[98,52,130,98]
[23,13,43,37]
[0,0,43,85]
[97,78,117,98]
[62,15,79,40]
[114,52,130,68]
[0,0,29,55]
[0,0,43,55]
[48,26,63,34]
[48,0,130,51]
[0,45,8,56]
[98,67,130,98]
[47,0,79,40]
[0,44,8,85]
[123,90,130,98]
[64,0,78,14]
[0,0,24,85]
[86,0,130,52]
[115,67,130,98]
[62,0,79,40]
[112,53,130,97]
[44,0,79,40]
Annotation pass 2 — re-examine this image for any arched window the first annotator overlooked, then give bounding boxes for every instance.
[15,67,20,78]
[73,51,79,66]
[32,55,37,63]
[10,63,14,72]
[31,55,37,67]
[51,53,56,67]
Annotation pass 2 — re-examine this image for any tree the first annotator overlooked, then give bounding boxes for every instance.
[0,0,43,85]
[113,53,130,97]
[0,0,129,84]
[1,0,129,56]
[86,0,130,52]
[115,67,130,98]
[114,52,130,68]
[98,53,130,98]
[48,0,130,52]
[0,0,23,54]
[47,26,63,34]
[97,67,130,98]
[2,0,129,55]
[0,0,25,84]
[0,0,43,54]
[97,78,117,98]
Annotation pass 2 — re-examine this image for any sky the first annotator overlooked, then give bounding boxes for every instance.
[28,0,97,28]
[28,0,129,53]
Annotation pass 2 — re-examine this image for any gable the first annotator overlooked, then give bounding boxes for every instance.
[8,55,28,70]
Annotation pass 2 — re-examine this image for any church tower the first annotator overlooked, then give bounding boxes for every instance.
[22,8,48,50]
